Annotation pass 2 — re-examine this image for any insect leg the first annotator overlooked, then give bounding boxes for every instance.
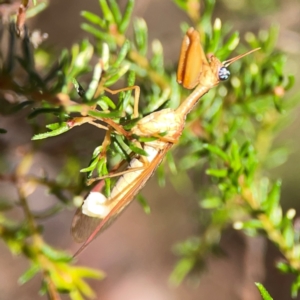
[68,116,109,131]
[104,85,141,119]
[150,133,179,144]
[87,142,151,185]
[87,165,145,185]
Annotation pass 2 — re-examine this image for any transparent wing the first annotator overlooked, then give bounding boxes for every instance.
[72,210,101,243]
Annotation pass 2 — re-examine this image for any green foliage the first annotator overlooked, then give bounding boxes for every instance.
[256,282,274,300]
[0,0,299,299]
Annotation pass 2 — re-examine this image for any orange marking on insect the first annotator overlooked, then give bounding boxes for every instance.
[177,27,207,89]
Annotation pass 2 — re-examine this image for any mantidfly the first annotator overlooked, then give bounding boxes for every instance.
[72,27,260,256]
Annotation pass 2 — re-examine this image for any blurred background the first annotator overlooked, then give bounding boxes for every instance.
[1,0,300,299]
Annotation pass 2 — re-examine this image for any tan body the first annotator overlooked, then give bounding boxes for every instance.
[72,27,260,256]
[72,109,185,248]
[82,145,159,220]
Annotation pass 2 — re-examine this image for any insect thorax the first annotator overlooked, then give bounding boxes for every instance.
[131,108,185,145]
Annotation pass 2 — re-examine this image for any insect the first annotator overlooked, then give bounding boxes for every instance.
[71,27,260,256]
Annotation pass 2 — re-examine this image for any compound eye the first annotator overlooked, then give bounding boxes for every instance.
[218,66,230,81]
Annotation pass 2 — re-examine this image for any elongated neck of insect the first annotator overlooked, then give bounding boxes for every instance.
[175,84,211,119]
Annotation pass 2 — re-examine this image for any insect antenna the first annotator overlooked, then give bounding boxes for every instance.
[223,48,261,67]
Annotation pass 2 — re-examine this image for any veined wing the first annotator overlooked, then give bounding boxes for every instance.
[72,143,173,256]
